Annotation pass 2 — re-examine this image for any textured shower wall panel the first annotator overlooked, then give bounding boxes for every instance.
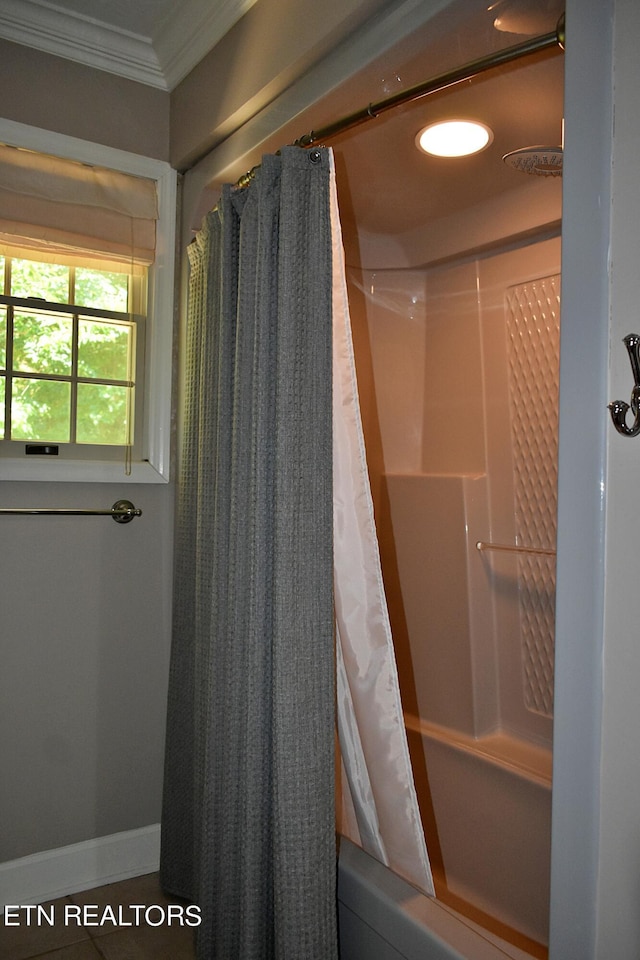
[478,237,560,747]
[385,474,476,735]
[505,277,560,718]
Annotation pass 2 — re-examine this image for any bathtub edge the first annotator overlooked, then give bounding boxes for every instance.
[338,839,537,960]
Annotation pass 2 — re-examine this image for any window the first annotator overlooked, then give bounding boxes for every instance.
[0,119,177,483]
[1,251,145,461]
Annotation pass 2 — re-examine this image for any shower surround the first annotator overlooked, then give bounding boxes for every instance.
[343,234,560,954]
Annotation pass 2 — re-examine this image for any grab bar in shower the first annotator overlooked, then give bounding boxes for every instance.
[476,540,556,557]
[0,499,142,524]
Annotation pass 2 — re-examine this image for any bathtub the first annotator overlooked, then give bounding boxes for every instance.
[338,719,552,960]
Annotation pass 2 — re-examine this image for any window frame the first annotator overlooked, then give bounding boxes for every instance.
[0,118,177,483]
[1,271,144,459]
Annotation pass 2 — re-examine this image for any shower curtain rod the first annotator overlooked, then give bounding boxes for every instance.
[234,14,565,189]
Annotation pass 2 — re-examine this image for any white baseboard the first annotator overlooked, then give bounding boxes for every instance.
[0,824,161,912]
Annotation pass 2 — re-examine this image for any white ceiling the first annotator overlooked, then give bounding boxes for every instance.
[0,0,256,90]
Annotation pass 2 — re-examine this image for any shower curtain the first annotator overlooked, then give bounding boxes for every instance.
[161,145,431,960]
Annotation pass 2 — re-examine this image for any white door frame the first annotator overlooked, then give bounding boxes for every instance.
[548,0,611,954]
[553,0,640,956]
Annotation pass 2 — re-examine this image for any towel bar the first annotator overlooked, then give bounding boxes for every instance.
[0,499,142,523]
[476,540,555,557]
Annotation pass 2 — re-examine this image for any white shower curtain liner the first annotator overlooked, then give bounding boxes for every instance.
[329,152,434,897]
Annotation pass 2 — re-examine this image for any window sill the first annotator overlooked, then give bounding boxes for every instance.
[0,458,169,483]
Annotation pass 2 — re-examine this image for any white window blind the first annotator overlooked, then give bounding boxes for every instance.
[0,143,158,265]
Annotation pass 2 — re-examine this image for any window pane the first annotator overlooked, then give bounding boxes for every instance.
[12,378,70,441]
[78,319,132,381]
[13,311,72,375]
[75,267,128,312]
[0,305,6,368]
[0,376,4,438]
[11,258,69,302]
[76,382,131,445]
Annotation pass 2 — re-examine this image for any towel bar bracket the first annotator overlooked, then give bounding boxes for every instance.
[111,500,141,523]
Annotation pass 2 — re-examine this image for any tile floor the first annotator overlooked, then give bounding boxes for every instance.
[0,872,197,960]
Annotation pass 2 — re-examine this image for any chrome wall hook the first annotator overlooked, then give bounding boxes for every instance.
[609,334,640,437]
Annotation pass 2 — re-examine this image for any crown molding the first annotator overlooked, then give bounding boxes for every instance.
[0,0,165,87]
[0,0,258,91]
[153,0,258,90]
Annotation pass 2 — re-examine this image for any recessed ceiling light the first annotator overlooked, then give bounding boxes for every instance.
[416,120,493,157]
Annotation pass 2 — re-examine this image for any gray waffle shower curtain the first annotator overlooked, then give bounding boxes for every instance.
[160,146,338,960]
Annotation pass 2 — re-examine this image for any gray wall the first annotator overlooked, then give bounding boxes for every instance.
[0,483,174,861]
[0,43,173,863]
[0,39,170,161]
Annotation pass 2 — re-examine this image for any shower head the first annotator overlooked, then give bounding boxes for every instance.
[502,145,563,176]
